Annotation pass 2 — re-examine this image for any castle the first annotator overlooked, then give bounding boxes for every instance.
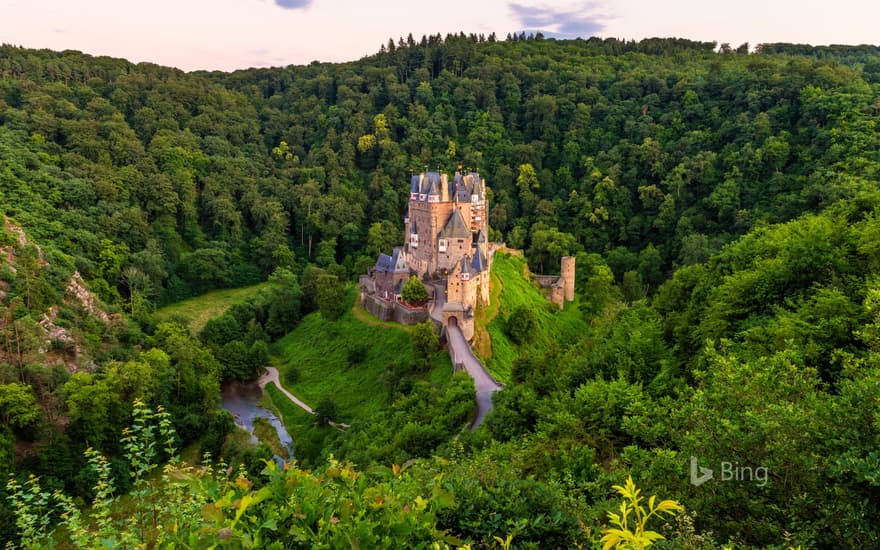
[361,170,491,340]
[361,169,577,339]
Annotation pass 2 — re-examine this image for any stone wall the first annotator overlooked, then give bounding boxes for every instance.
[534,275,561,288]
[360,294,429,325]
[550,285,564,309]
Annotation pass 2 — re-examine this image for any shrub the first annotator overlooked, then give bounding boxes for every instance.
[401,277,429,305]
[505,305,537,344]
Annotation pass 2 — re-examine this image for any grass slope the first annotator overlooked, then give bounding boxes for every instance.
[272,288,453,425]
[153,282,272,334]
[480,252,588,383]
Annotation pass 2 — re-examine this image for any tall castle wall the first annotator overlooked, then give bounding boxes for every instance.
[407,200,455,276]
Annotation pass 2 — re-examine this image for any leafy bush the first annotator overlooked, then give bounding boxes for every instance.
[401,277,429,305]
[505,305,537,344]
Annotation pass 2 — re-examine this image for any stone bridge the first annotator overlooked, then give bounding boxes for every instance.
[430,283,502,429]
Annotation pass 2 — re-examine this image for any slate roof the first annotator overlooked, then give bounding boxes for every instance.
[375,247,408,273]
[439,209,471,239]
[471,247,488,272]
[452,171,483,201]
[375,253,394,273]
[459,254,479,277]
[420,172,442,196]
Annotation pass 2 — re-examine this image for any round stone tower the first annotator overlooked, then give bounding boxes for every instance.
[561,256,576,302]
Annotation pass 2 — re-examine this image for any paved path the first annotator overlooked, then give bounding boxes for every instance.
[429,283,446,322]
[257,367,351,428]
[430,282,502,429]
[258,367,351,429]
[259,367,314,413]
[447,323,502,428]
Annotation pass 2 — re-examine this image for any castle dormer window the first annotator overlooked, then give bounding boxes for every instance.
[460,272,470,281]
[471,194,479,203]
[438,238,448,252]
[418,193,426,201]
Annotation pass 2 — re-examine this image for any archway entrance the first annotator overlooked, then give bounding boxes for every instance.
[448,316,458,328]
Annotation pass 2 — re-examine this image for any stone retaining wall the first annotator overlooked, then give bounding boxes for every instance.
[360,294,429,325]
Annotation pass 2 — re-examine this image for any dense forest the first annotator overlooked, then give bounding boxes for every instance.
[1,35,879,547]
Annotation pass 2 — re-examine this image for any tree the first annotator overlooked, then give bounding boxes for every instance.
[366,220,401,259]
[14,244,54,311]
[411,321,439,369]
[0,383,41,433]
[265,268,302,338]
[505,305,537,344]
[315,273,346,321]
[219,340,253,381]
[314,397,338,426]
[401,277,428,306]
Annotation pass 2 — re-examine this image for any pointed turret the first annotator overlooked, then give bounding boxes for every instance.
[471,247,487,273]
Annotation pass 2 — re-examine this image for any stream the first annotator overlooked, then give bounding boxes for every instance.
[220,379,294,461]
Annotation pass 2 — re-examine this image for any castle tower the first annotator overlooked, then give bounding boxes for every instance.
[561,256,576,302]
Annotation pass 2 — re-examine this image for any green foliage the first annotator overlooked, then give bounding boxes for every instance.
[4,38,880,548]
[0,384,40,433]
[314,397,339,427]
[153,282,272,335]
[505,305,537,345]
[345,342,369,365]
[400,276,429,305]
[483,252,589,382]
[273,295,408,423]
[600,476,682,549]
[411,321,439,369]
[315,273,346,321]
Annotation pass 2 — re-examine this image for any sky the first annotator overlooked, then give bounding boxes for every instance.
[2,0,878,72]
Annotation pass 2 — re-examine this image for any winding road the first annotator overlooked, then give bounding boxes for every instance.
[431,283,502,429]
[259,367,350,428]
[260,285,501,432]
[258,366,313,413]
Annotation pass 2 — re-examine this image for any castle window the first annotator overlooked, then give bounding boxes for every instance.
[411,233,419,248]
[438,238,448,252]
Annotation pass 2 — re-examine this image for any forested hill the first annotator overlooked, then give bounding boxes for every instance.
[1,37,879,309]
[2,37,880,547]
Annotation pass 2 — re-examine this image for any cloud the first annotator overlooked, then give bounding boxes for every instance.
[273,0,312,9]
[508,2,607,38]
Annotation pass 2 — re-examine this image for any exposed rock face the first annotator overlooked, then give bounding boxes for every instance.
[66,271,110,322]
[1,217,107,372]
